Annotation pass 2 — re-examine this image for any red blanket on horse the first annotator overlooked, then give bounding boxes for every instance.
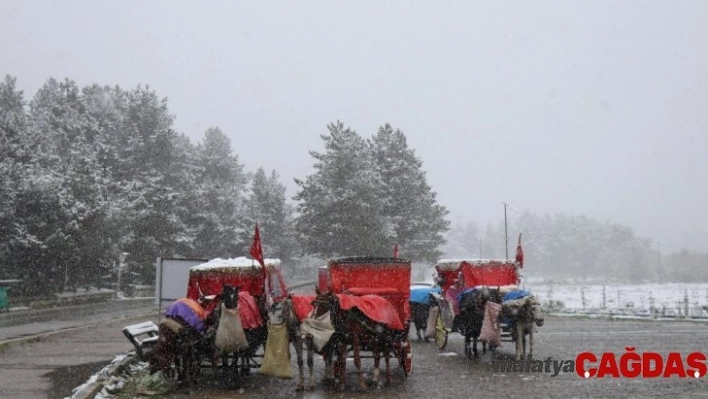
[337,294,404,330]
[291,295,315,322]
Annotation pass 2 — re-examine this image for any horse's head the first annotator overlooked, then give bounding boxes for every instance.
[312,287,338,319]
[469,286,501,311]
[531,303,544,327]
[268,296,297,326]
[221,283,240,310]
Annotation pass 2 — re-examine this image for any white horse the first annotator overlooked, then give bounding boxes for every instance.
[502,296,544,360]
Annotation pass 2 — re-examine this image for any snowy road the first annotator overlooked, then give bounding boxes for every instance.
[0,298,154,342]
[101,316,708,398]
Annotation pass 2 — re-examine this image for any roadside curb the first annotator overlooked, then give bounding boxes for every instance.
[72,352,138,399]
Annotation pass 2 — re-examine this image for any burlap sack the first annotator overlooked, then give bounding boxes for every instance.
[300,311,335,352]
[259,323,293,379]
[215,303,249,353]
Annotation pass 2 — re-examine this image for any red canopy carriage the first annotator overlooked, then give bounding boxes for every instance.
[318,256,413,376]
[187,257,287,302]
[431,258,521,350]
[186,257,288,370]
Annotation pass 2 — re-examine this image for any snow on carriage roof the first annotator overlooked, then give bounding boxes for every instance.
[190,257,281,271]
[436,258,516,270]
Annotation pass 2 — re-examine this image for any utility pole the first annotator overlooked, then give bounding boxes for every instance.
[504,202,509,260]
[503,202,520,261]
[117,252,129,297]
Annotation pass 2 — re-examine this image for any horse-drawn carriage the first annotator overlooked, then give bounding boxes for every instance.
[430,258,521,351]
[317,256,414,379]
[185,257,287,373]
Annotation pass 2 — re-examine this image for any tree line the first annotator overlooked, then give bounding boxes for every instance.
[444,212,708,283]
[0,75,449,296]
[3,74,704,296]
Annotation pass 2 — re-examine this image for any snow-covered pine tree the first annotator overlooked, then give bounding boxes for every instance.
[191,127,248,258]
[0,75,28,281]
[370,124,449,262]
[244,168,297,263]
[118,85,189,284]
[294,121,389,258]
[21,78,112,293]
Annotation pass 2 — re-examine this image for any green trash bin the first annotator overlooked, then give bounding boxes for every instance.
[0,287,8,312]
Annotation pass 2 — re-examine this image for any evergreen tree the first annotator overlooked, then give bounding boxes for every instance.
[20,78,111,293]
[191,127,248,258]
[370,124,449,262]
[119,85,186,283]
[0,75,27,280]
[294,121,389,257]
[244,168,297,262]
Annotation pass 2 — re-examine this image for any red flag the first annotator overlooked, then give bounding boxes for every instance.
[393,243,399,259]
[250,223,265,267]
[515,233,524,268]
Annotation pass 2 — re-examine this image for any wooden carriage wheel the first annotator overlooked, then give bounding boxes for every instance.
[434,311,448,350]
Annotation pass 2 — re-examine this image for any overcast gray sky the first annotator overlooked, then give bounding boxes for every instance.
[2,1,706,252]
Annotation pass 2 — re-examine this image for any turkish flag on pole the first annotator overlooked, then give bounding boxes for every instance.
[515,233,524,268]
[250,223,265,267]
[393,243,399,259]
[250,223,275,300]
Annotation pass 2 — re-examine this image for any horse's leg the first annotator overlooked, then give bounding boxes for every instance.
[321,341,335,385]
[175,348,184,386]
[463,332,472,359]
[528,326,534,359]
[353,332,367,392]
[472,335,479,359]
[293,334,305,392]
[184,345,192,387]
[372,339,381,388]
[337,341,348,392]
[515,326,523,360]
[384,340,392,386]
[220,352,230,387]
[305,338,315,390]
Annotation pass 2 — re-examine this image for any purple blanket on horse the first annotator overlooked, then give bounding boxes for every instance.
[164,299,206,333]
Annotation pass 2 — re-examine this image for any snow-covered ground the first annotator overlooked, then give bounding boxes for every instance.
[414,264,708,319]
[519,281,708,319]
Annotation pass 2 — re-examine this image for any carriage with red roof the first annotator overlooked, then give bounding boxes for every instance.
[431,258,521,350]
[186,257,288,371]
[318,256,413,376]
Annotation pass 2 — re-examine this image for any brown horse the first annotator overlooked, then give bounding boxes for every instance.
[304,289,346,390]
[311,288,400,392]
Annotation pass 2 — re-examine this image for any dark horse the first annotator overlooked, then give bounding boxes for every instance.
[312,289,400,392]
[148,298,207,389]
[203,284,268,387]
[458,286,502,359]
[304,289,348,390]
